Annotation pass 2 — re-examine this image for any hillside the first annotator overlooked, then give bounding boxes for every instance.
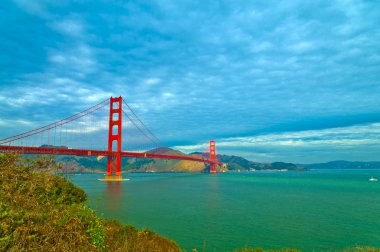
[216,154,303,171]
[53,147,304,173]
[0,153,180,251]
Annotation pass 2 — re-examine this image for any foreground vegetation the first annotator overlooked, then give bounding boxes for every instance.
[0,153,379,252]
[0,153,180,251]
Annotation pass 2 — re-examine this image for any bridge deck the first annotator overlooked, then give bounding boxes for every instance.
[0,145,222,165]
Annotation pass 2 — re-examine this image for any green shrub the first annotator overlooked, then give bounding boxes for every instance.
[0,153,180,251]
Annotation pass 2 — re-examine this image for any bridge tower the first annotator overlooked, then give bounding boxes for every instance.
[209,140,217,173]
[106,96,123,180]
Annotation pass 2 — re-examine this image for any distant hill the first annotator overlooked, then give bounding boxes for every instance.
[216,154,303,171]
[146,147,184,155]
[52,147,304,173]
[302,160,380,169]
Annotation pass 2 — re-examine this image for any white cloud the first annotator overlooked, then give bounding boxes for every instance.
[48,44,97,74]
[0,77,111,108]
[0,119,34,127]
[250,41,273,53]
[173,123,380,152]
[144,78,161,86]
[51,19,85,37]
[288,41,314,53]
[13,0,51,18]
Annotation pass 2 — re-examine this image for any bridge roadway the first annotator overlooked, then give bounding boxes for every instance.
[0,145,222,165]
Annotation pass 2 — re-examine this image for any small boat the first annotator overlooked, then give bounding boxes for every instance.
[369,177,378,182]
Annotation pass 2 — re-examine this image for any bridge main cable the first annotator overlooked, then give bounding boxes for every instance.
[121,110,160,146]
[0,99,109,145]
[122,99,162,145]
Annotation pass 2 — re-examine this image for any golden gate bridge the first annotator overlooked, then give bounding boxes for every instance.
[0,96,221,180]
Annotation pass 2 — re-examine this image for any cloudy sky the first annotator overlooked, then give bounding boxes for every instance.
[0,0,380,163]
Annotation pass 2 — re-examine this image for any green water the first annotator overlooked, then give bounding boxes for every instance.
[71,170,380,251]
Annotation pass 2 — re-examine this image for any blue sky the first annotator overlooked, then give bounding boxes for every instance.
[1,0,380,163]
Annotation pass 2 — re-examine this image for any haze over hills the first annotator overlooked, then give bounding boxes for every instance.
[301,160,380,169]
[53,147,305,173]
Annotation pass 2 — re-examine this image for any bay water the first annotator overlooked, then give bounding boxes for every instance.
[71,169,380,251]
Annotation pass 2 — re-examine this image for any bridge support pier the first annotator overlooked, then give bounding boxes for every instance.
[210,140,217,173]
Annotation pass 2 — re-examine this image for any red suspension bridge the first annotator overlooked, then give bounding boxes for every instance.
[0,96,221,180]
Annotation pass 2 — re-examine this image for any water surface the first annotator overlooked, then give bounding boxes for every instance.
[71,170,380,251]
